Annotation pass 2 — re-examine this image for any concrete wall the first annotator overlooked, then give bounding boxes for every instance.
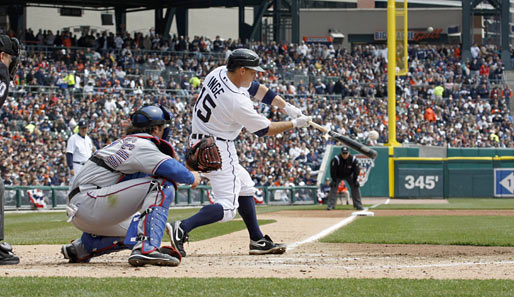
[300,8,462,49]
[25,7,254,40]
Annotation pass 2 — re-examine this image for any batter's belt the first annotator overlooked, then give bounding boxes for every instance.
[191,133,232,142]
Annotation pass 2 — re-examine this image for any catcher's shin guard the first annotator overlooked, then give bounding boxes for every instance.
[62,233,127,263]
[137,180,174,254]
[123,213,141,248]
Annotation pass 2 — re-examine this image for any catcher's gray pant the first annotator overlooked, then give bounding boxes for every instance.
[327,178,363,210]
[68,176,169,237]
[0,180,4,241]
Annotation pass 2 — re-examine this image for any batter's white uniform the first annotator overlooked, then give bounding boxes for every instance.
[67,133,175,236]
[66,133,95,183]
[191,66,270,221]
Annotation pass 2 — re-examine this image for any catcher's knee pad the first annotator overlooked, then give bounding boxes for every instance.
[159,179,175,209]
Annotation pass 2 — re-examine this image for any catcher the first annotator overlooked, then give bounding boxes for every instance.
[61,105,200,266]
[167,48,312,257]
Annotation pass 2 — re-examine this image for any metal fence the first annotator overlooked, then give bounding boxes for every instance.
[4,185,320,210]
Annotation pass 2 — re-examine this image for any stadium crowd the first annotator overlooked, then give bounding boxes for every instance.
[0,28,512,188]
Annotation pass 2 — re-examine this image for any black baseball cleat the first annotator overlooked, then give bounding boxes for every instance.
[128,248,180,267]
[61,241,91,263]
[166,221,188,258]
[249,235,287,255]
[0,242,19,265]
[61,243,78,263]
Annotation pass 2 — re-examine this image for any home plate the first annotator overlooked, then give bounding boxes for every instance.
[352,210,374,216]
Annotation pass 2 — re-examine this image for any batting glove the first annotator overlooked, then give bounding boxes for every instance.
[284,103,302,119]
[292,115,312,128]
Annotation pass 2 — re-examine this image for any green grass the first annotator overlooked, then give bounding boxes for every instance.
[322,216,514,246]
[3,201,514,295]
[2,210,276,245]
[376,198,514,209]
[1,277,514,297]
[5,199,514,245]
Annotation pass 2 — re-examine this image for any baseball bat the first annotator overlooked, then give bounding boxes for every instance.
[308,121,378,159]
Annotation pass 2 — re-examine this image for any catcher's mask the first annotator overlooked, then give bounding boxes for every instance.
[130,105,172,141]
[0,35,21,81]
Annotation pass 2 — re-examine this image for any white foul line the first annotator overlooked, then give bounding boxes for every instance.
[370,198,390,209]
[288,198,389,251]
[287,215,357,250]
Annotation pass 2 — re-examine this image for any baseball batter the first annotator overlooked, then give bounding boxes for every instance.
[66,120,95,185]
[0,34,20,265]
[61,105,200,266]
[167,48,312,256]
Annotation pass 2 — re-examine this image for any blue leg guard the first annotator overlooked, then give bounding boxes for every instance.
[81,233,127,255]
[138,180,174,254]
[123,213,141,249]
[63,233,127,263]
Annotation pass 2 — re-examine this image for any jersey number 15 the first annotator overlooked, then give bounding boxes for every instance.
[194,87,217,123]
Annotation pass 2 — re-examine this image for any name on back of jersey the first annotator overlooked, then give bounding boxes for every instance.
[105,137,137,169]
[207,76,224,98]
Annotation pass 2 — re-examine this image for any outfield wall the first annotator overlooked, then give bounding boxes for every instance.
[324,146,514,199]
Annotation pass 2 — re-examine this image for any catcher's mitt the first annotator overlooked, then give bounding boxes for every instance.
[185,136,222,172]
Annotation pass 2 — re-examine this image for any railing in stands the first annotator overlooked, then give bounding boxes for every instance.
[3,185,321,210]
[22,45,226,60]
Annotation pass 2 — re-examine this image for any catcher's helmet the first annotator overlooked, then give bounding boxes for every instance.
[131,105,172,128]
[226,49,264,72]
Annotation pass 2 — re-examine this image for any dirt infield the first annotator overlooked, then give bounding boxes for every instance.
[3,207,514,280]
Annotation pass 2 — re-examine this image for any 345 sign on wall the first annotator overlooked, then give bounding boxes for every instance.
[397,169,444,198]
[404,175,439,190]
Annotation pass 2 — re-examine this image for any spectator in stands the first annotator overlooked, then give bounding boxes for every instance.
[1,32,512,187]
[317,178,332,204]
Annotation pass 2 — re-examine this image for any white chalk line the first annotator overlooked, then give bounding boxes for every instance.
[246,259,514,271]
[288,198,389,251]
[287,215,357,250]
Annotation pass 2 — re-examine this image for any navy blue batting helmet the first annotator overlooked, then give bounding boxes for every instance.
[226,49,264,72]
[78,120,88,128]
[131,105,172,128]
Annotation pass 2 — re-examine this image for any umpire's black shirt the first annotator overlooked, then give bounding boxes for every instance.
[330,153,360,183]
[0,62,9,108]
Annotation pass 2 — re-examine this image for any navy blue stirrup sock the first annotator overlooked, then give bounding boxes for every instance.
[238,196,263,241]
[180,203,224,233]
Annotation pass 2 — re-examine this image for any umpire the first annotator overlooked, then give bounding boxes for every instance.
[0,34,20,265]
[327,147,364,211]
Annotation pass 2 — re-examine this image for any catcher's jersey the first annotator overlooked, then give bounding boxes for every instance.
[192,66,271,140]
[70,133,172,191]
